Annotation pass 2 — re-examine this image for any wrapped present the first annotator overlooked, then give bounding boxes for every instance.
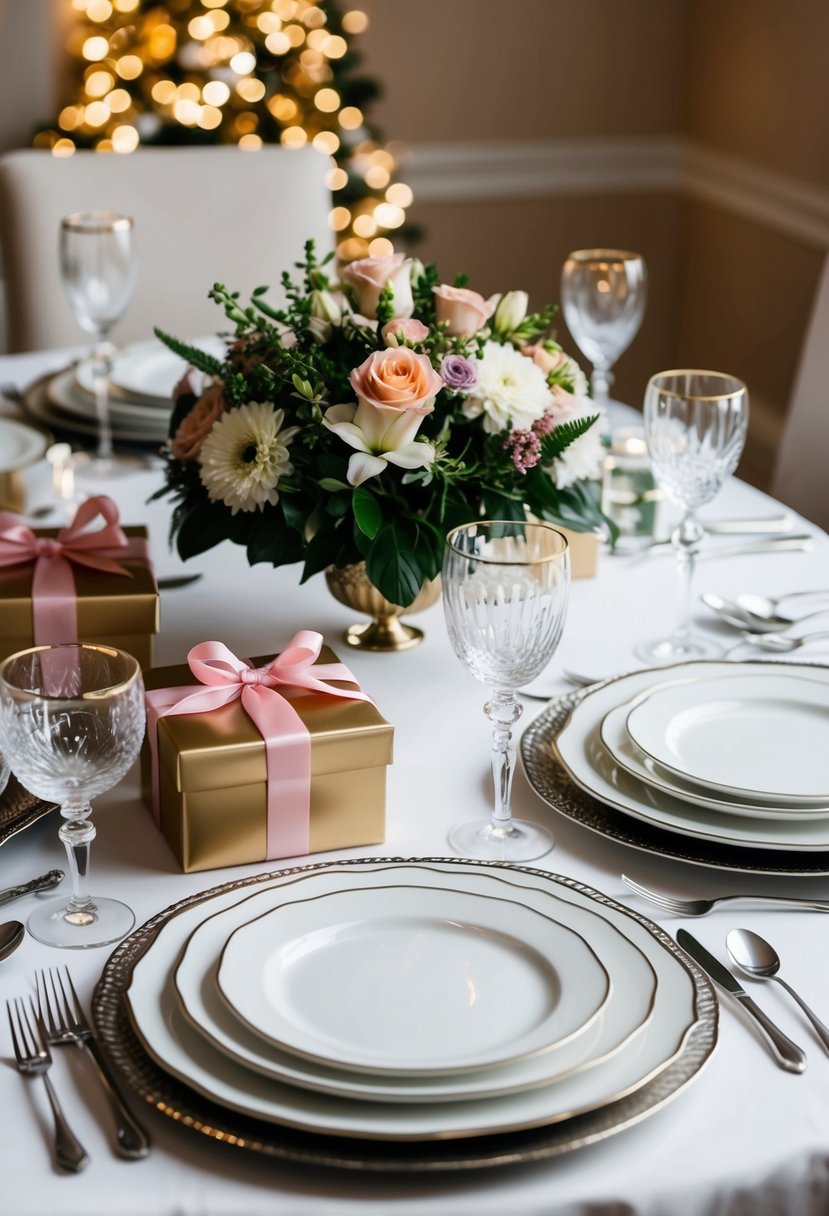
[143,633,392,872]
[0,495,158,669]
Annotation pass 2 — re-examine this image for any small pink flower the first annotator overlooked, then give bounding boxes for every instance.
[503,428,541,474]
[381,317,430,348]
[433,285,494,337]
[340,252,414,319]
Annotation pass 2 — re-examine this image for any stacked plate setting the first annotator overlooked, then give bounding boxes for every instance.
[116,859,714,1152]
[24,338,224,444]
[548,660,829,857]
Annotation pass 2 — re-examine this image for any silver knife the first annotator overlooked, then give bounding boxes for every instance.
[0,869,64,907]
[630,535,813,565]
[677,930,806,1073]
[703,514,795,535]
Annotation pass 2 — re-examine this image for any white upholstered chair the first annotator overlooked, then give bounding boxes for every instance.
[772,253,829,530]
[0,145,332,352]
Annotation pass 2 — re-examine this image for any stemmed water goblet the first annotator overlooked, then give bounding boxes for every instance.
[634,370,749,664]
[560,249,647,410]
[59,212,137,470]
[443,521,570,861]
[0,644,145,948]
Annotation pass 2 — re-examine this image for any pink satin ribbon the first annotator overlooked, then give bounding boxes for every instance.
[145,633,373,861]
[0,495,142,643]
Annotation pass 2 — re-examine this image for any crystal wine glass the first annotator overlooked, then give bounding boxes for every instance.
[560,249,647,409]
[59,212,137,468]
[634,370,749,664]
[0,644,145,948]
[443,521,570,861]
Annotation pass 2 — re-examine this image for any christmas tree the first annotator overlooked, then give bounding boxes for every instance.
[36,0,412,259]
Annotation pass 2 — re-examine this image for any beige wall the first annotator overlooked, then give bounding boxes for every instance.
[0,0,63,155]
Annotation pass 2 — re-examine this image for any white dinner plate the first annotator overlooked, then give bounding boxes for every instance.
[555,660,829,851]
[127,860,698,1141]
[23,373,166,445]
[0,417,48,473]
[48,369,171,431]
[79,337,225,401]
[600,699,829,820]
[626,672,829,803]
[174,865,655,1103]
[216,883,610,1076]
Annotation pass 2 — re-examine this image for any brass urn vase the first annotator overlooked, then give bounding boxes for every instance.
[325,562,442,651]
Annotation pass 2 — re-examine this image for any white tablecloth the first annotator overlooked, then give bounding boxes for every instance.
[2,349,829,1216]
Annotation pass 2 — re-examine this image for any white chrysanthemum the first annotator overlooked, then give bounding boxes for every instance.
[463,340,551,433]
[546,395,607,489]
[199,401,298,514]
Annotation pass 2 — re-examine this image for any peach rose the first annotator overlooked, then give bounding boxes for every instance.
[381,317,430,348]
[349,347,442,419]
[340,252,414,319]
[169,384,226,462]
[433,284,495,337]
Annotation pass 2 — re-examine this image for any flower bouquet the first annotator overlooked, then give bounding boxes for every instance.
[155,243,612,617]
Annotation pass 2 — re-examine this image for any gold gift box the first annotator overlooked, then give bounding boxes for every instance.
[0,525,158,670]
[142,646,393,873]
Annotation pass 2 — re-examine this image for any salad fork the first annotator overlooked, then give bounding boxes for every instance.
[621,875,829,916]
[37,966,150,1159]
[6,997,89,1173]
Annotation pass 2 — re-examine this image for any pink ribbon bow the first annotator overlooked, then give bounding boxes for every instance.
[0,495,136,644]
[145,633,373,861]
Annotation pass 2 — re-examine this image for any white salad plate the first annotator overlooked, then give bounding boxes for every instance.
[22,373,165,444]
[127,860,697,1141]
[556,661,829,851]
[174,865,655,1103]
[626,672,829,803]
[49,368,169,429]
[216,883,610,1076]
[0,417,48,473]
[600,699,829,820]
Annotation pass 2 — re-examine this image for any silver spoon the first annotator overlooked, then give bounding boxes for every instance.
[0,920,25,962]
[727,928,829,1055]
[702,592,829,634]
[736,589,829,614]
[735,630,829,654]
[734,594,829,631]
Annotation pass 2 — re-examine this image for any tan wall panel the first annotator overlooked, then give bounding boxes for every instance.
[675,198,825,488]
[686,0,829,190]
[406,192,682,412]
[361,0,687,142]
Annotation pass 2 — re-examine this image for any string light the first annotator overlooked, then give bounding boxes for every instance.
[39,1,412,253]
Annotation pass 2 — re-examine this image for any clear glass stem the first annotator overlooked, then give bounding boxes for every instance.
[591,364,614,410]
[91,340,113,465]
[484,691,523,837]
[671,512,705,649]
[58,801,97,926]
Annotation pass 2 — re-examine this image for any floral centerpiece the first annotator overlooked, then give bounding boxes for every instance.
[154,243,612,610]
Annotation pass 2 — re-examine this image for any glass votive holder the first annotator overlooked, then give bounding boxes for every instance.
[601,427,662,545]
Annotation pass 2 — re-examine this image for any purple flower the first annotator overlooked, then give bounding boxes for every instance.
[440,354,479,392]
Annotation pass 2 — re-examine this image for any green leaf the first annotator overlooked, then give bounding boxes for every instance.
[281,497,309,534]
[175,501,229,560]
[300,525,344,583]
[539,414,599,463]
[352,485,383,539]
[154,328,224,378]
[319,477,350,492]
[365,523,423,607]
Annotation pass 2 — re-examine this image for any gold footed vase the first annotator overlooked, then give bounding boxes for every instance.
[325,562,442,651]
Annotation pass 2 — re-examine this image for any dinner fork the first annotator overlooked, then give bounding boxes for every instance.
[37,967,150,1159]
[6,997,89,1173]
[621,875,829,916]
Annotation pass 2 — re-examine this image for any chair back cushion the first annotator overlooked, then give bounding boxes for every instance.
[0,146,332,352]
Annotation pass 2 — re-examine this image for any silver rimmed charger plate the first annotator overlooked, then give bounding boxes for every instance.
[94,856,716,1171]
[22,372,168,445]
[521,661,829,875]
[0,776,56,847]
[174,864,654,1104]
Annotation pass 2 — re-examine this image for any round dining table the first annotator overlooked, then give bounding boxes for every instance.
[1,346,829,1216]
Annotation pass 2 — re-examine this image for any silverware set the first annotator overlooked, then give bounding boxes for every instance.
[6,966,150,1172]
[703,587,829,654]
[623,876,829,1073]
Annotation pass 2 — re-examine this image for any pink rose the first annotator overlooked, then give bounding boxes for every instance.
[523,343,568,376]
[169,383,226,462]
[340,252,414,319]
[381,317,430,348]
[432,284,495,337]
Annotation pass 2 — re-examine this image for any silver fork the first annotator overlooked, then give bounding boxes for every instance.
[621,874,829,916]
[6,997,89,1173]
[37,967,150,1159]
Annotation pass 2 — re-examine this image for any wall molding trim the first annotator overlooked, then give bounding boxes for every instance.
[403,137,829,248]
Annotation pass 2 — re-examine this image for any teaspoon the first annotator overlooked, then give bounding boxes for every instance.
[727,928,829,1054]
[702,593,829,634]
[735,630,829,654]
[0,920,24,963]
